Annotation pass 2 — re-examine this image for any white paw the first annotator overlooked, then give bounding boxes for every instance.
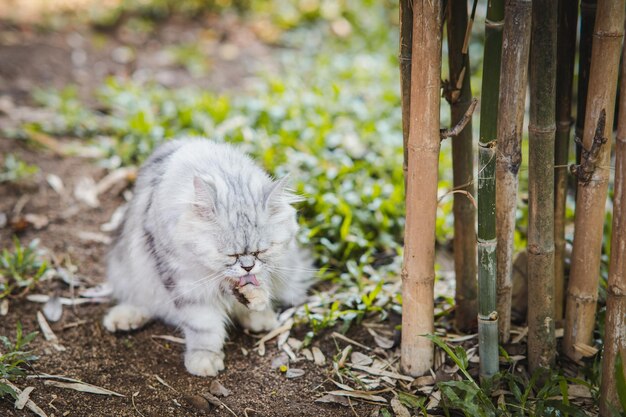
[185,350,225,377]
[103,304,150,332]
[238,286,270,311]
[240,308,278,333]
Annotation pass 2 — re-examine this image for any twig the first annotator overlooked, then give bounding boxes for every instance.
[132,391,146,417]
[437,189,477,209]
[331,332,371,351]
[440,98,478,139]
[570,109,608,183]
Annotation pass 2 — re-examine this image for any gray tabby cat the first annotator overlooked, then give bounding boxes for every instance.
[103,138,312,376]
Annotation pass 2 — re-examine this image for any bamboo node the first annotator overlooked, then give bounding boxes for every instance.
[484,18,504,30]
[566,291,597,304]
[569,109,608,184]
[478,311,499,321]
[607,284,626,297]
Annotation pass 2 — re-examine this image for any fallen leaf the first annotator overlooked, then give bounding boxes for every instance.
[184,394,211,411]
[390,397,411,417]
[367,328,394,349]
[271,353,289,369]
[95,167,137,196]
[27,294,109,306]
[325,390,387,404]
[46,174,64,194]
[2,381,47,417]
[37,311,65,352]
[45,380,124,397]
[568,384,592,399]
[0,299,8,316]
[312,346,326,366]
[74,177,99,208]
[199,391,222,407]
[151,334,186,345]
[15,386,35,410]
[574,343,598,357]
[24,214,49,230]
[101,205,127,232]
[0,212,7,228]
[315,394,350,407]
[209,380,231,397]
[414,375,435,386]
[349,364,413,382]
[282,343,297,361]
[285,368,305,378]
[287,337,302,351]
[301,348,313,361]
[331,332,372,351]
[350,351,373,366]
[43,296,63,322]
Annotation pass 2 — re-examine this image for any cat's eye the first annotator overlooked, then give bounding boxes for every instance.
[252,249,268,257]
[226,254,239,258]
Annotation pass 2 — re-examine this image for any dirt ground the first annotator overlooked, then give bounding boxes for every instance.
[0,15,386,417]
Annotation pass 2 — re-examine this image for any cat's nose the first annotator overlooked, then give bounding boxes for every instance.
[242,265,254,272]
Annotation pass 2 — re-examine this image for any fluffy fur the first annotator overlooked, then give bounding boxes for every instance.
[103,138,312,376]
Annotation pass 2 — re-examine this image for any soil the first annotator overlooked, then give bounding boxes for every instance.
[0,14,382,417]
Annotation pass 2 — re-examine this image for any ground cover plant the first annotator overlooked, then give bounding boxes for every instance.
[0,0,620,416]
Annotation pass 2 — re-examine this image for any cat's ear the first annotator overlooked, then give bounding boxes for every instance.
[193,175,217,218]
[263,175,291,213]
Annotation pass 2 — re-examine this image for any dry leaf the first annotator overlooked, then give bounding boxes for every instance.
[350,351,373,366]
[301,348,313,361]
[574,343,598,357]
[282,343,297,361]
[568,384,592,399]
[315,394,350,407]
[367,328,394,349]
[209,380,231,397]
[101,205,127,232]
[285,368,305,378]
[76,231,112,245]
[36,311,65,352]
[43,296,63,322]
[45,380,124,397]
[2,381,47,417]
[414,375,435,387]
[199,391,222,407]
[27,294,109,305]
[390,397,411,417]
[151,334,186,345]
[349,364,414,382]
[46,174,64,194]
[287,337,302,351]
[15,386,35,410]
[95,167,136,195]
[312,346,326,366]
[325,390,387,403]
[74,177,99,208]
[24,214,49,230]
[0,299,8,316]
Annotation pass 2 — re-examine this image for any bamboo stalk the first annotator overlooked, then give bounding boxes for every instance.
[564,0,624,362]
[599,35,626,417]
[477,0,504,380]
[494,0,532,344]
[446,0,477,333]
[527,0,557,372]
[400,0,413,186]
[400,0,443,377]
[554,0,579,323]
[575,0,598,170]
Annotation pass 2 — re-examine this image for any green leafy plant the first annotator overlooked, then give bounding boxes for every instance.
[0,237,48,299]
[0,323,38,400]
[0,154,39,184]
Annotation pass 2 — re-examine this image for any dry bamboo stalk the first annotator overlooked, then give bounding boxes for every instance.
[564,0,624,361]
[494,0,532,343]
[400,0,413,186]
[575,0,598,170]
[401,0,442,377]
[599,36,626,416]
[446,0,477,333]
[527,0,557,372]
[554,0,578,321]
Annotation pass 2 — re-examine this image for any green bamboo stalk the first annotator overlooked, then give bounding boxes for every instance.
[446,0,477,333]
[400,0,413,187]
[575,0,597,171]
[495,0,532,344]
[554,0,578,322]
[564,0,624,361]
[478,0,504,381]
[528,0,557,372]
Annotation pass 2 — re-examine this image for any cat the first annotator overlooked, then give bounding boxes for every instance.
[103,138,313,376]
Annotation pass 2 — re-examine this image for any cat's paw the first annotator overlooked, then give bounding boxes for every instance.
[238,285,270,311]
[239,308,278,333]
[103,304,151,332]
[185,350,225,377]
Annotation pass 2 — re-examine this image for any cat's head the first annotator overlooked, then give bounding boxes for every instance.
[178,173,300,287]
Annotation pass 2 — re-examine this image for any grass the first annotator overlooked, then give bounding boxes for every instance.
[0,238,48,299]
[0,154,39,184]
[0,323,38,400]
